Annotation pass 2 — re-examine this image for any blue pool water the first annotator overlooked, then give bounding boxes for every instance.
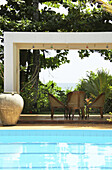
[0,130,112,169]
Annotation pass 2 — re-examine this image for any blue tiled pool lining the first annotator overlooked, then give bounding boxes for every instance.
[0,130,112,144]
[0,130,112,169]
[0,129,112,136]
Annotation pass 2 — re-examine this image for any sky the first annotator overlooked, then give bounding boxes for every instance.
[1,0,112,85]
[40,50,112,84]
[0,0,6,5]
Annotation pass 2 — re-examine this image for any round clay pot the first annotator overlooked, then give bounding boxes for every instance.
[0,93,24,125]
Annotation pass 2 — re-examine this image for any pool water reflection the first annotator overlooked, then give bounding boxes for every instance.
[0,130,112,169]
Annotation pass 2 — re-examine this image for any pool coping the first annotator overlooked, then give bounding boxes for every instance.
[0,123,112,130]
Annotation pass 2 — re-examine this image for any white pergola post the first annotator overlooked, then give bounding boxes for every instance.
[4,32,112,93]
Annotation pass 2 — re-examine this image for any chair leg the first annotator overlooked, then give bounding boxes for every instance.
[78,109,81,117]
[86,107,89,118]
[81,108,85,119]
[100,108,103,118]
[64,108,68,119]
[69,108,71,119]
[51,108,54,119]
[72,109,75,120]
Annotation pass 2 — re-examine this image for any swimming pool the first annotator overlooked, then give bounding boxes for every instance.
[0,130,112,169]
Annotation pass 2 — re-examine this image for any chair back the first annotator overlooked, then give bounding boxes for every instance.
[90,93,105,107]
[48,93,65,108]
[67,91,85,108]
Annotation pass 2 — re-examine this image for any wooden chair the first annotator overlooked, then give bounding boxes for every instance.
[48,93,66,119]
[66,91,85,119]
[86,93,105,118]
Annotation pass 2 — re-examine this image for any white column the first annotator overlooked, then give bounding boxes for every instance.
[4,42,17,93]
[16,46,20,93]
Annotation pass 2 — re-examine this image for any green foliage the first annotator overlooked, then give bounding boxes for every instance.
[79,49,112,62]
[75,69,112,113]
[76,69,112,97]
[40,50,69,70]
[20,80,68,113]
[79,50,90,59]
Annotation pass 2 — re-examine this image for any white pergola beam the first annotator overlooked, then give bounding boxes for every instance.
[4,32,112,44]
[4,32,112,93]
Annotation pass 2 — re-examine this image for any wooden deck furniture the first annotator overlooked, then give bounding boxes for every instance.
[86,93,105,118]
[66,91,85,119]
[48,93,66,119]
